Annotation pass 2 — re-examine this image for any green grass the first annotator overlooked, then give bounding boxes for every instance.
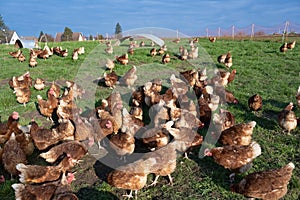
[0,37,300,199]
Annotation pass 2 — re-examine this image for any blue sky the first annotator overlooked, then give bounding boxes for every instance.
[0,0,299,37]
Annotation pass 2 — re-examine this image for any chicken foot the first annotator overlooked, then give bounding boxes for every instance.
[122,189,138,199]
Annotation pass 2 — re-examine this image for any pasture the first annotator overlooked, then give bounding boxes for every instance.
[0,37,300,199]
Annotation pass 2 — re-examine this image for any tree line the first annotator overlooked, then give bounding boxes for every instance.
[38,22,123,42]
[0,15,123,43]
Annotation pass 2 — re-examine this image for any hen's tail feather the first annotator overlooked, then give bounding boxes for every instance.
[16,163,27,183]
[11,183,25,200]
[250,141,261,158]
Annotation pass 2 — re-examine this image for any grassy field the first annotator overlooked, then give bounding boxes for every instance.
[0,37,300,199]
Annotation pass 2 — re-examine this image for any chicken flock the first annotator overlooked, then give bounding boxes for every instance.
[1,37,297,199]
[9,43,85,68]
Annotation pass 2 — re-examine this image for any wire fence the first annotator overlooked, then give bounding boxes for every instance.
[202,21,300,41]
[106,21,300,42]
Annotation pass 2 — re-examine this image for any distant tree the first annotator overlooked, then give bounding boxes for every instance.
[115,22,122,39]
[236,31,246,37]
[254,31,266,36]
[38,31,54,42]
[0,15,9,31]
[89,34,93,40]
[0,15,9,43]
[288,31,299,36]
[61,27,73,41]
[43,33,54,42]
[46,34,54,42]
[38,31,44,41]
[97,34,103,40]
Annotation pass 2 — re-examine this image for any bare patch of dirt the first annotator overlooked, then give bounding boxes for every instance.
[0,78,9,87]
[72,155,100,188]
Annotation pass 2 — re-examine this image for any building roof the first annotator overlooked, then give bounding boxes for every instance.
[1,30,19,44]
[54,33,63,42]
[72,32,82,41]
[54,32,83,42]
[0,31,37,48]
[20,36,38,41]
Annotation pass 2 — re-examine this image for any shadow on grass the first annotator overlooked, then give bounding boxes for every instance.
[245,110,278,130]
[93,159,114,182]
[181,146,252,200]
[92,76,111,88]
[265,99,291,110]
[76,187,118,200]
[228,99,280,130]
[215,63,226,69]
[191,152,236,193]
[263,50,277,53]
[252,98,294,130]
[229,100,248,111]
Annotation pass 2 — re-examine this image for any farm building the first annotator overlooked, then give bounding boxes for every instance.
[0,30,38,48]
[18,36,39,48]
[1,30,20,45]
[54,32,84,42]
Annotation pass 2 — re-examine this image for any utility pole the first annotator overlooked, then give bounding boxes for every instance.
[282,21,289,42]
[232,25,235,39]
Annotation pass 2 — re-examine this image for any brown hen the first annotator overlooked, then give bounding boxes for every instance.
[40,140,87,163]
[12,172,76,200]
[16,155,76,184]
[0,111,22,144]
[37,88,58,120]
[107,157,156,199]
[33,78,45,91]
[204,141,261,174]
[248,94,262,111]
[104,71,118,89]
[30,120,75,150]
[119,65,137,88]
[219,121,256,146]
[2,133,27,177]
[115,53,128,65]
[231,162,295,200]
[278,102,297,134]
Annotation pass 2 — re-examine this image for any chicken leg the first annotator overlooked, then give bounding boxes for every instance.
[183,152,190,160]
[148,175,160,187]
[148,174,173,187]
[122,189,138,199]
[168,174,173,186]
